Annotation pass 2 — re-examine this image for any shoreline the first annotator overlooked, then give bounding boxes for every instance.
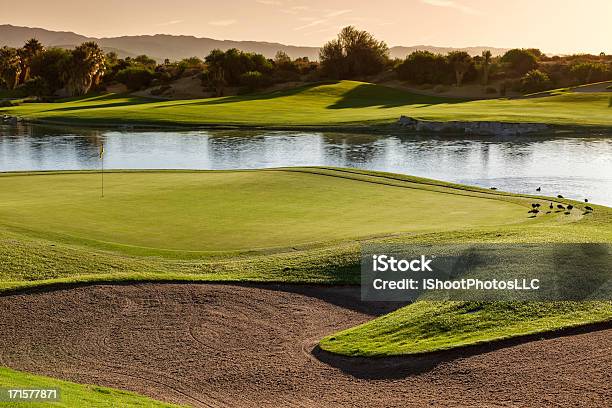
[3,115,612,135]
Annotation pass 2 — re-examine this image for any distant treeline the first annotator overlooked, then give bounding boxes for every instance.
[1,27,611,98]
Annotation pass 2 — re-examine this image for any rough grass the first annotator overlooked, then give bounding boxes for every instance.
[1,81,611,127]
[319,301,612,357]
[0,367,183,407]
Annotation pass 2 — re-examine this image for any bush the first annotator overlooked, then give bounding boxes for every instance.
[239,71,269,91]
[396,51,451,84]
[569,62,610,84]
[16,76,49,97]
[501,49,539,76]
[433,84,448,93]
[521,70,552,93]
[115,67,155,91]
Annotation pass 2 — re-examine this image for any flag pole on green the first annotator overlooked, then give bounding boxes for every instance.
[99,143,104,198]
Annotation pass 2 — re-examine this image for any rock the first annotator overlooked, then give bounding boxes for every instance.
[398,115,549,136]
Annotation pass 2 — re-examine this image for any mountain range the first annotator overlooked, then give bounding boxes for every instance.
[0,24,511,61]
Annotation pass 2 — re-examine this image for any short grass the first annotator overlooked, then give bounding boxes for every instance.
[1,81,611,127]
[0,367,183,407]
[0,168,528,257]
[0,167,610,359]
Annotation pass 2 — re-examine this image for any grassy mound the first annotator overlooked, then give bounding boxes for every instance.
[319,301,612,357]
[1,81,610,127]
[0,168,528,257]
[0,367,181,407]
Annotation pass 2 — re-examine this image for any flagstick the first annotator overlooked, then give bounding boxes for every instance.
[100,143,104,198]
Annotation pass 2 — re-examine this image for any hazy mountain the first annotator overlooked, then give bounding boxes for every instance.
[0,24,510,61]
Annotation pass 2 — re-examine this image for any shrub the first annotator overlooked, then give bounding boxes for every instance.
[115,67,155,91]
[239,71,269,91]
[569,62,609,84]
[433,84,448,93]
[396,51,451,84]
[501,49,539,75]
[521,70,552,93]
[16,76,49,97]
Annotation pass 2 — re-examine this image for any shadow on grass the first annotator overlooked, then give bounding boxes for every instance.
[326,83,463,109]
[154,82,343,109]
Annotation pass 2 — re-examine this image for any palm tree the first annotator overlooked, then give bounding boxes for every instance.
[18,38,44,83]
[64,42,106,96]
[447,51,473,87]
[0,47,22,90]
[481,50,492,86]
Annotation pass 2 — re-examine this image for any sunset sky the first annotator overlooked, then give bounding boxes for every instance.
[1,0,610,54]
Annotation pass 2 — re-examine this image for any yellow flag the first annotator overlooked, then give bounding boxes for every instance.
[99,144,104,159]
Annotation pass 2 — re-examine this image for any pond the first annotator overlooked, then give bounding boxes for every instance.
[1,123,611,206]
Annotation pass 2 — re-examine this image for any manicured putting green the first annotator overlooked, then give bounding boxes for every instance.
[0,169,527,254]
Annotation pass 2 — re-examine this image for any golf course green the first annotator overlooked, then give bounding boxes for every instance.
[2,81,611,128]
[0,167,610,357]
[0,169,527,256]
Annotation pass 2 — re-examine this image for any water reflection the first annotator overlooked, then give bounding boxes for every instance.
[1,123,611,206]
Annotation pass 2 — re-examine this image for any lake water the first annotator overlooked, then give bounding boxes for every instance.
[1,123,611,206]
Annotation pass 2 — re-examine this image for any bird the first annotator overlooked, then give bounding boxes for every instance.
[536,187,541,192]
[585,206,594,211]
[531,203,537,209]
[557,194,564,199]
[535,203,541,208]
[549,203,553,209]
[567,204,573,210]
[546,211,552,214]
[490,187,497,190]
[584,198,589,203]
[557,204,565,210]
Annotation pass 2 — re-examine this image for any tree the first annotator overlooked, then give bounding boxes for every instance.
[396,51,450,84]
[0,47,22,89]
[115,67,155,90]
[447,51,473,86]
[63,42,106,95]
[18,38,44,83]
[481,50,492,85]
[133,55,157,70]
[521,69,552,93]
[501,49,538,75]
[30,47,71,93]
[320,26,389,79]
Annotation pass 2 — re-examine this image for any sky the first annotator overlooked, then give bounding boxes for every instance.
[1,0,610,54]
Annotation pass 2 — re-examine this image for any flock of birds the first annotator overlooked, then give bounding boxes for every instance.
[490,185,594,217]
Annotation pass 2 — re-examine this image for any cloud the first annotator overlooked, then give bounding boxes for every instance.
[208,19,237,27]
[256,0,283,5]
[293,8,353,31]
[157,20,184,26]
[325,9,352,18]
[420,0,480,15]
[294,19,326,31]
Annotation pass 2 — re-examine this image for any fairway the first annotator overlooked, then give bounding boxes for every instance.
[2,81,611,127]
[0,168,528,255]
